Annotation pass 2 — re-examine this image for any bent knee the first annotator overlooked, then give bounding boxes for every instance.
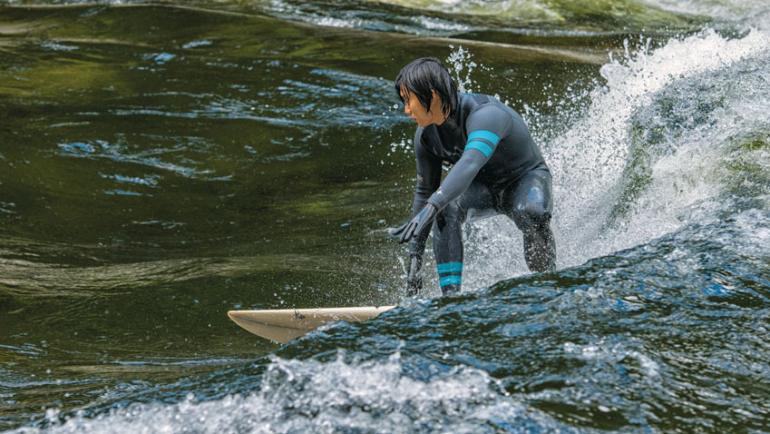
[513,202,551,230]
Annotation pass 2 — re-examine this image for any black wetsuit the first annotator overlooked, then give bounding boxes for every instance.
[410,92,555,294]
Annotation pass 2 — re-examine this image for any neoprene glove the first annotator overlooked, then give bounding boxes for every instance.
[389,203,438,244]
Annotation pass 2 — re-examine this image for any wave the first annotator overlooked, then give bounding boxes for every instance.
[13,207,770,432]
[11,352,576,433]
[457,29,770,290]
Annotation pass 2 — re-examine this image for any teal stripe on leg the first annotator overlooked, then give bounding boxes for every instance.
[437,262,463,274]
[439,275,462,287]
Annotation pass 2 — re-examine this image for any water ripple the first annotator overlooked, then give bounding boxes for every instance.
[57,139,219,180]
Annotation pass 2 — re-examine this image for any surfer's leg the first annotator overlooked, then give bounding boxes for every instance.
[432,181,496,295]
[503,168,556,272]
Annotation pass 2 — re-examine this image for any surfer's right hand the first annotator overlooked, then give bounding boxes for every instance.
[390,204,437,244]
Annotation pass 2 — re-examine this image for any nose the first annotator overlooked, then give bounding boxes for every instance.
[403,102,411,115]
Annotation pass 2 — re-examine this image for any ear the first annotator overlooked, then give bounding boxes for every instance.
[430,89,448,117]
[430,89,442,111]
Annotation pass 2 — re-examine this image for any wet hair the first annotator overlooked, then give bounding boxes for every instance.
[394,57,458,116]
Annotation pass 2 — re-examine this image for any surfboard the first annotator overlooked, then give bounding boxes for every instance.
[227,305,396,344]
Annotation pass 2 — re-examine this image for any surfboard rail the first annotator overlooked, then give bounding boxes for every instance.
[228,305,396,344]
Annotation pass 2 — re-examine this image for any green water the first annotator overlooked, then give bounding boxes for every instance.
[0,4,605,427]
[2,1,769,432]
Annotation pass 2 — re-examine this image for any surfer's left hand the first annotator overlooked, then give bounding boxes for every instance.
[389,204,437,244]
[405,254,423,296]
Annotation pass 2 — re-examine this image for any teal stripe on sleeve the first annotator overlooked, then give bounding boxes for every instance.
[465,141,494,158]
[437,262,463,274]
[439,275,462,287]
[468,130,500,145]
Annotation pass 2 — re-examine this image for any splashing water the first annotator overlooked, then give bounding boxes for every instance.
[551,29,769,263]
[12,351,576,434]
[455,29,770,290]
[2,3,770,432]
[446,46,479,94]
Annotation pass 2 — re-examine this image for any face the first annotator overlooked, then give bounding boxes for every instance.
[400,87,445,127]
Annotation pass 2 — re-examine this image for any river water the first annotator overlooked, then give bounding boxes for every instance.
[0,0,768,432]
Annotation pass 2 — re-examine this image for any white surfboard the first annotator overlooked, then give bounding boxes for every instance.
[228,305,396,344]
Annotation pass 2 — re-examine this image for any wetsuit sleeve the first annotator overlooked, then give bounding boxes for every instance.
[426,104,510,210]
[410,128,441,254]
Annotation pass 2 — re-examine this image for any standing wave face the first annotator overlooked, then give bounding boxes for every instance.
[459,28,770,290]
[551,28,769,265]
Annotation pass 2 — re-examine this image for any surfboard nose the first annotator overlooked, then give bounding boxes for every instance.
[227,310,307,344]
[227,310,243,321]
[227,306,396,344]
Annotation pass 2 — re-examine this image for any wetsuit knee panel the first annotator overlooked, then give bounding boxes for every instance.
[512,202,551,231]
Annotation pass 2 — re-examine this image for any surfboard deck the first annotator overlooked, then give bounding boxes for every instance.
[228,305,396,344]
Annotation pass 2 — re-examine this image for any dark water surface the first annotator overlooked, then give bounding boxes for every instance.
[1,1,769,432]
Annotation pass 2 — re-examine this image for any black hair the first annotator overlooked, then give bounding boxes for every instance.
[394,57,458,116]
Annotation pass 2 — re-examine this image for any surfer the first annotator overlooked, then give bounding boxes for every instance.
[390,57,555,296]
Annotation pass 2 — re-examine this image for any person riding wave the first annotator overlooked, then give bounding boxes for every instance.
[390,57,556,296]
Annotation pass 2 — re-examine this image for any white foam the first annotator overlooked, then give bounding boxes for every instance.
[446,29,770,289]
[15,352,568,433]
[564,339,661,379]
